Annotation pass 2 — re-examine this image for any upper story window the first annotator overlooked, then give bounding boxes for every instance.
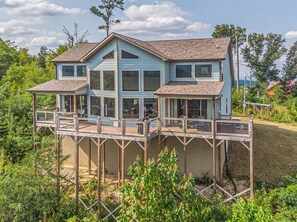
[77,65,86,77]
[62,66,75,77]
[195,64,212,78]
[121,50,139,59]
[103,71,115,91]
[122,70,139,91]
[144,71,160,91]
[176,65,192,78]
[103,50,114,59]
[90,70,101,90]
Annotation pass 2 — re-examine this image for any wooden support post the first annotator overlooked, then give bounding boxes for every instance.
[212,97,217,191]
[74,95,77,113]
[33,93,37,176]
[102,142,106,183]
[157,97,162,153]
[97,137,101,213]
[249,117,254,199]
[88,138,92,175]
[118,142,121,187]
[74,136,79,214]
[183,136,187,175]
[121,139,125,185]
[55,134,61,207]
[144,140,148,166]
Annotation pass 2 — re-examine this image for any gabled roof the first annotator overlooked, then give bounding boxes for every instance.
[51,43,98,63]
[155,81,225,97]
[28,80,88,94]
[52,33,231,63]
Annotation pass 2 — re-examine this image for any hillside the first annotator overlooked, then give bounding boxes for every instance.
[228,119,297,185]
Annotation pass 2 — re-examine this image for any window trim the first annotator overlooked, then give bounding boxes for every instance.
[103,70,115,91]
[121,50,140,60]
[195,64,213,78]
[122,69,140,92]
[61,65,75,77]
[143,70,161,92]
[175,64,193,78]
[122,97,140,119]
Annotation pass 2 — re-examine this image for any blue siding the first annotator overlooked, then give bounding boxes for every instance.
[220,51,232,115]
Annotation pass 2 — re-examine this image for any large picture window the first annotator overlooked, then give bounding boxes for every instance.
[77,65,86,77]
[90,96,101,116]
[144,71,160,91]
[188,99,207,118]
[144,98,158,118]
[62,66,75,77]
[104,98,115,118]
[90,70,100,90]
[195,64,212,77]
[122,71,139,91]
[103,71,115,91]
[176,65,192,78]
[123,98,139,118]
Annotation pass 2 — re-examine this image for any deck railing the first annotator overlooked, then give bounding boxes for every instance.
[35,110,253,138]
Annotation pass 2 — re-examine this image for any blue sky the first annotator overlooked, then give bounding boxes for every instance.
[1,0,297,77]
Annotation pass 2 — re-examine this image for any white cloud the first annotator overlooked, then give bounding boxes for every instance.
[0,0,83,16]
[112,1,210,37]
[284,31,297,39]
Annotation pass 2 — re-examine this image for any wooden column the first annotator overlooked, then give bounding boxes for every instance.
[121,139,125,185]
[102,142,106,183]
[157,97,162,153]
[183,136,187,175]
[212,97,217,191]
[249,117,254,199]
[55,134,61,207]
[97,137,101,212]
[33,93,37,133]
[88,138,92,174]
[144,141,148,166]
[118,142,121,187]
[74,136,79,214]
[73,95,77,113]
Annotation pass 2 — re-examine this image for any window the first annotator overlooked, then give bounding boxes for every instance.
[122,71,139,91]
[188,99,207,118]
[62,66,75,77]
[77,65,86,77]
[104,98,115,117]
[123,98,139,118]
[90,71,100,90]
[176,65,192,78]
[103,50,114,59]
[91,96,101,116]
[121,50,139,59]
[195,64,212,77]
[144,71,160,91]
[76,95,88,117]
[144,98,158,118]
[103,71,115,91]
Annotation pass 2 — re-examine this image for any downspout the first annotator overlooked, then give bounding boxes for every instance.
[116,38,120,122]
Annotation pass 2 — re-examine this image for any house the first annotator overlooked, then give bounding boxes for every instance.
[28,33,254,208]
[267,80,297,96]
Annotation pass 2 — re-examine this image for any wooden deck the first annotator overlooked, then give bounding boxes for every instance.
[35,111,253,142]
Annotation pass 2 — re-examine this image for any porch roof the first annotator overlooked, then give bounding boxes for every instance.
[155,81,224,97]
[28,80,88,94]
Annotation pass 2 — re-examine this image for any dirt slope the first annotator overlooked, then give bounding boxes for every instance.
[228,120,297,184]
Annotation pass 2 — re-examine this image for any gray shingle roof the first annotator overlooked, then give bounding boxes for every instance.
[28,80,88,94]
[52,33,231,62]
[155,81,225,97]
[51,43,98,62]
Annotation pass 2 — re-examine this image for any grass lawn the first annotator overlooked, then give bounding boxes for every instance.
[228,119,297,185]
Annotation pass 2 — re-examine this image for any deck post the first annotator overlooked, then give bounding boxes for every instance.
[74,95,77,114]
[97,117,102,134]
[118,142,121,187]
[102,142,106,183]
[55,133,60,207]
[33,93,37,176]
[97,137,101,213]
[249,117,254,199]
[183,136,187,175]
[157,97,162,153]
[212,97,217,191]
[121,139,125,185]
[88,138,92,175]
[74,136,79,214]
[144,140,148,166]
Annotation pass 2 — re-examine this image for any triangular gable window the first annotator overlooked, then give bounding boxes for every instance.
[121,50,139,59]
[103,50,114,59]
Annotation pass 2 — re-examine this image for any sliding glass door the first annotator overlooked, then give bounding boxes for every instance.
[169,99,208,119]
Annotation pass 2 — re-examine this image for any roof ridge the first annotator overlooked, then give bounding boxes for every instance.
[147,37,231,42]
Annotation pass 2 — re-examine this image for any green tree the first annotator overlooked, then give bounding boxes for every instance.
[119,148,229,221]
[242,33,286,84]
[90,0,124,36]
[212,24,247,89]
[0,40,19,79]
[282,41,297,91]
